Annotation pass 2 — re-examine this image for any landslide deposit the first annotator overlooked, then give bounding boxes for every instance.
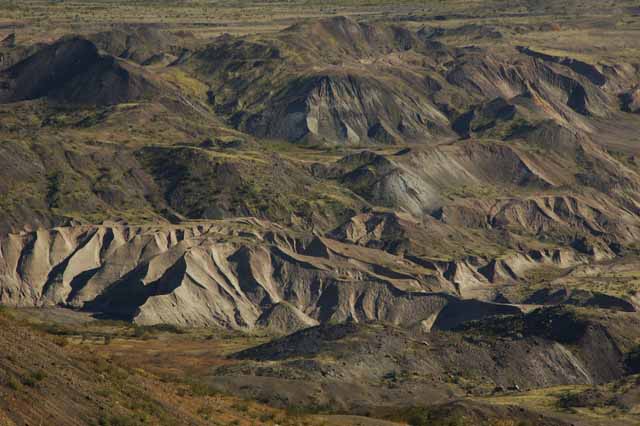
[210,307,640,410]
[2,6,640,425]
[180,16,640,147]
[0,220,524,332]
[0,11,639,344]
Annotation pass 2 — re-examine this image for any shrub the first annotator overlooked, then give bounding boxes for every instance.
[188,381,220,397]
[22,370,46,387]
[259,413,276,422]
[98,415,138,426]
[7,375,21,391]
[231,401,250,412]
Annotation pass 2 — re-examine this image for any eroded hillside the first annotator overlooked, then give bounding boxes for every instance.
[2,1,640,425]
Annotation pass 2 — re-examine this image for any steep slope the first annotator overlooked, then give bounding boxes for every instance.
[320,142,563,216]
[0,137,169,235]
[3,218,638,333]
[0,308,341,426]
[0,220,527,332]
[181,18,458,145]
[0,311,219,426]
[136,145,361,229]
[0,36,166,106]
[321,141,640,250]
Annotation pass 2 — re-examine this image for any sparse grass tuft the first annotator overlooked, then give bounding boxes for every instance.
[21,370,46,388]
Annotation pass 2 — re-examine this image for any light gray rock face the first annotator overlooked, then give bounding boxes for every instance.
[0,218,535,333]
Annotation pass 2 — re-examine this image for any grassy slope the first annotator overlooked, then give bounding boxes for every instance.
[13,306,639,426]
[0,307,363,426]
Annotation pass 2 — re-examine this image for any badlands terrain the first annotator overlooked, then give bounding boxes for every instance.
[1,0,640,425]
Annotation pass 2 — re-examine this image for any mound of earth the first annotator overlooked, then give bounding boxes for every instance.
[0,36,165,106]
[88,25,186,65]
[523,287,636,312]
[212,306,640,410]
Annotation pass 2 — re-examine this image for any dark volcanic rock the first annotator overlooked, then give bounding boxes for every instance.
[0,36,162,105]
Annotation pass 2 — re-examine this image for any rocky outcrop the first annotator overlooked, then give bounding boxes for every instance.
[3,217,633,332]
[326,208,640,303]
[488,195,640,245]
[621,86,640,113]
[0,220,529,332]
[233,73,453,145]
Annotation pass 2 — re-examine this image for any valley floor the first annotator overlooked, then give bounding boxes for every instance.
[2,307,638,426]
